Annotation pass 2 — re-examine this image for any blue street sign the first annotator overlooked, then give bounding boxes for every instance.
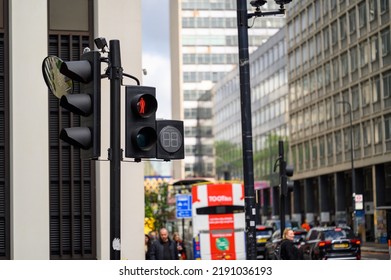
[176,194,192,219]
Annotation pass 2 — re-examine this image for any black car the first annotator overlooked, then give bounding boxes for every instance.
[264,228,308,260]
[255,225,274,259]
[300,226,361,260]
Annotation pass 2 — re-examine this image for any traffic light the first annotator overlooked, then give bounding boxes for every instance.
[281,162,294,196]
[125,85,158,161]
[156,119,184,160]
[278,140,294,197]
[58,51,101,159]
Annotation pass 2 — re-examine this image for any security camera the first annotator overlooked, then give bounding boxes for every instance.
[250,0,267,8]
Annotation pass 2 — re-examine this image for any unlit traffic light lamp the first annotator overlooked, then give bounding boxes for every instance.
[156,120,184,160]
[42,51,101,159]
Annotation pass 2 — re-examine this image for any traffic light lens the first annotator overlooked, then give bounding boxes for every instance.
[132,94,157,118]
[135,127,157,151]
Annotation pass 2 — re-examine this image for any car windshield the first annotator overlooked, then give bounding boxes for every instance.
[266,221,294,229]
[256,229,273,238]
[323,228,354,240]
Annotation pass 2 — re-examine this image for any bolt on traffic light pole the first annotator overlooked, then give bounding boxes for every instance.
[108,39,122,260]
[236,0,257,260]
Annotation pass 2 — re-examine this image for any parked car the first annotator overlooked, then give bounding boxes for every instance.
[264,228,308,260]
[255,225,274,259]
[300,226,361,260]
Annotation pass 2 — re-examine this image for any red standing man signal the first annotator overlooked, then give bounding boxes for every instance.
[138,97,146,115]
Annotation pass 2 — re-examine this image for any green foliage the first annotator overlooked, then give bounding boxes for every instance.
[214,134,289,181]
[144,181,172,230]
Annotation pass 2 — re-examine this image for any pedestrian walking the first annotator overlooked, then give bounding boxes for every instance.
[149,228,179,260]
[145,234,152,260]
[173,232,187,260]
[301,219,310,231]
[280,228,303,260]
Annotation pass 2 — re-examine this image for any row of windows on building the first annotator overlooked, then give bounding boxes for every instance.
[183,71,229,83]
[183,53,238,65]
[181,0,286,11]
[184,125,213,138]
[250,40,286,78]
[182,16,283,30]
[184,107,212,119]
[291,113,391,172]
[289,42,390,111]
[182,34,269,47]
[290,70,391,137]
[184,90,210,101]
[185,144,213,156]
[184,162,214,177]
[288,26,390,79]
[181,0,236,10]
[287,0,389,49]
[215,67,286,106]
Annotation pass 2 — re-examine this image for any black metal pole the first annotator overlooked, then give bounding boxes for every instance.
[337,101,356,235]
[236,0,257,260]
[279,140,286,236]
[109,40,122,260]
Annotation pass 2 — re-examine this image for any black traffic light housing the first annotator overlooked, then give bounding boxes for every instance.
[156,119,184,160]
[278,140,294,197]
[125,86,185,162]
[58,51,101,159]
[125,85,158,161]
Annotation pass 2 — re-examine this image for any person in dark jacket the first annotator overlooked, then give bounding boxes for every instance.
[280,228,303,260]
[145,234,152,260]
[149,228,179,260]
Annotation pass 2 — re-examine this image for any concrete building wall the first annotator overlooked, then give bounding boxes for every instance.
[7,0,144,260]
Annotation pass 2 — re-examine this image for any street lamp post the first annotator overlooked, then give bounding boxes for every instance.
[337,100,357,235]
[236,0,290,260]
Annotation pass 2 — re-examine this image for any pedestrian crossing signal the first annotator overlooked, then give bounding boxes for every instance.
[125,85,157,161]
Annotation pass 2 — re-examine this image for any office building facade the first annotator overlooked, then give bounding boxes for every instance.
[0,0,145,260]
[170,0,285,179]
[287,0,391,242]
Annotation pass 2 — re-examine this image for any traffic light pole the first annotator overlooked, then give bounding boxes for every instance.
[279,140,286,235]
[236,0,257,260]
[108,40,122,260]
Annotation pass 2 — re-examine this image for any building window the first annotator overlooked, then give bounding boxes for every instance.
[383,71,391,99]
[380,0,390,13]
[341,52,348,77]
[327,134,333,156]
[349,8,356,34]
[371,35,379,62]
[323,26,330,51]
[372,75,381,103]
[363,122,372,146]
[332,58,339,82]
[358,1,367,28]
[361,80,370,107]
[369,0,378,21]
[350,46,358,72]
[335,131,342,153]
[381,28,390,57]
[352,86,359,111]
[360,40,369,67]
[340,15,347,40]
[385,114,391,141]
[331,20,338,46]
[374,119,382,144]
